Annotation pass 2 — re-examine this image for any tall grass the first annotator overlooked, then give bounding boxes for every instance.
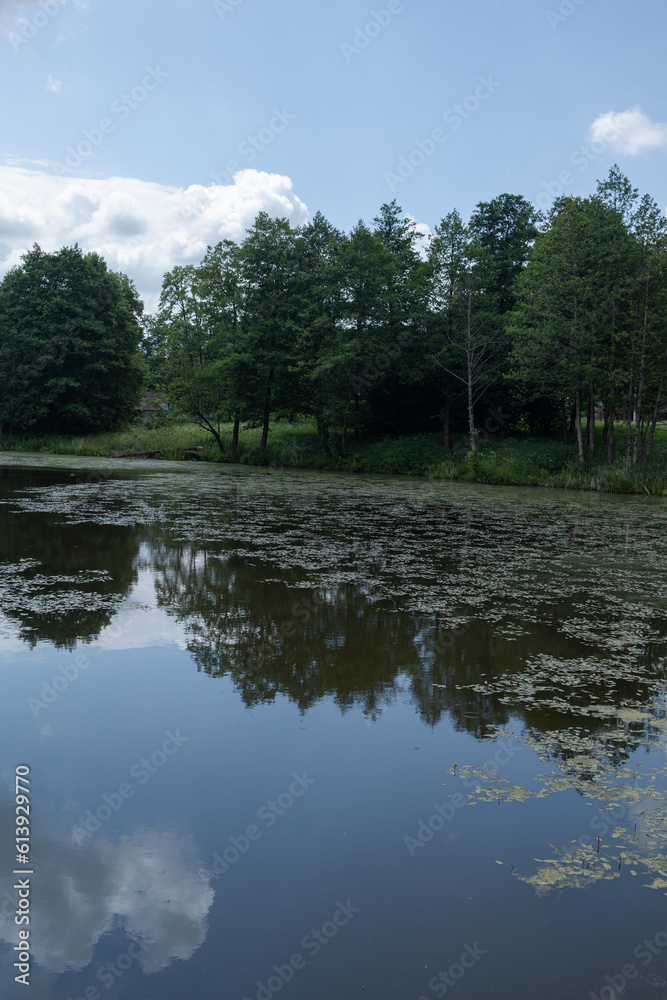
[1,420,666,495]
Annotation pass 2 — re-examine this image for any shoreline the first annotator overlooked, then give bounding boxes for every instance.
[1,423,666,496]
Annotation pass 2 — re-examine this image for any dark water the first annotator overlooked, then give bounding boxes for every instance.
[1,455,667,1000]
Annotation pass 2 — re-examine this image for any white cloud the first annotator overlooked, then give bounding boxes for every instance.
[46,73,61,91]
[0,824,215,974]
[0,166,309,310]
[406,214,432,257]
[589,106,667,156]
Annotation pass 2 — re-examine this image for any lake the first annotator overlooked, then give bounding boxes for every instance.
[1,455,666,1000]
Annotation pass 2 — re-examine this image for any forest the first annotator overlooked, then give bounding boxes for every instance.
[1,166,666,471]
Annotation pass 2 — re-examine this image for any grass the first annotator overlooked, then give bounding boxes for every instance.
[1,419,666,495]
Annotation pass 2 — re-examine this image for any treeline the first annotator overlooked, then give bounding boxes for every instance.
[1,166,665,465]
[148,165,667,464]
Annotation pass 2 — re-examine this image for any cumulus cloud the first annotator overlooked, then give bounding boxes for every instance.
[406,214,432,257]
[46,73,61,91]
[0,166,309,310]
[589,106,667,156]
[0,823,215,974]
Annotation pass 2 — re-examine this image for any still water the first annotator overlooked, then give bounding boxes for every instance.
[1,455,666,1000]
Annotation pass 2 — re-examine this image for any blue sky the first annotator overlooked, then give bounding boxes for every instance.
[1,0,666,307]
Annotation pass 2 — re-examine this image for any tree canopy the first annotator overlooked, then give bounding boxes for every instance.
[0,244,144,435]
[2,168,666,468]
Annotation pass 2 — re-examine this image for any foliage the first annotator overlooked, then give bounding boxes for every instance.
[0,244,144,435]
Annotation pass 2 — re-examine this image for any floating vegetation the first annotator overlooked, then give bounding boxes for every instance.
[3,457,667,891]
[451,721,667,898]
[0,558,126,646]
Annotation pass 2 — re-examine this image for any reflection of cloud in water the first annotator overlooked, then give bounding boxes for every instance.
[0,828,214,974]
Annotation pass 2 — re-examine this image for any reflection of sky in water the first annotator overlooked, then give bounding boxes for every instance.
[0,825,214,974]
[1,460,667,999]
[0,571,189,655]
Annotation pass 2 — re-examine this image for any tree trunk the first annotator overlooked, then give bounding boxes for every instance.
[644,357,667,461]
[259,391,272,451]
[568,404,576,436]
[443,405,451,450]
[316,379,325,440]
[561,398,568,445]
[198,412,224,453]
[231,411,240,453]
[466,296,475,451]
[606,415,614,466]
[575,386,585,464]
[633,265,651,466]
[588,382,595,457]
[341,381,352,457]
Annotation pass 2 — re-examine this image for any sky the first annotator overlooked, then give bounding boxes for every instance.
[0,0,666,310]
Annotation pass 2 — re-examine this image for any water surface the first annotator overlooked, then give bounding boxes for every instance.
[1,455,666,1000]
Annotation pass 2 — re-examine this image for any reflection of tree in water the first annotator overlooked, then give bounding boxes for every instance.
[150,536,420,715]
[145,537,555,739]
[0,468,141,648]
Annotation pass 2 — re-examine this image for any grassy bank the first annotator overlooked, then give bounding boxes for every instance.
[1,421,666,494]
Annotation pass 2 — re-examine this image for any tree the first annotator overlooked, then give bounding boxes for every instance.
[469,193,540,316]
[157,263,229,452]
[236,213,301,450]
[198,240,246,452]
[291,212,346,442]
[509,197,632,462]
[336,222,396,454]
[594,166,639,462]
[0,244,144,435]
[628,194,667,463]
[429,213,503,451]
[368,201,432,436]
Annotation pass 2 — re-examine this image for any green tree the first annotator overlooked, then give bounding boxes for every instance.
[291,212,346,442]
[157,264,222,448]
[594,166,639,462]
[337,222,396,454]
[469,193,540,316]
[198,240,246,452]
[0,244,144,435]
[236,213,301,450]
[429,213,502,451]
[628,194,667,463]
[509,197,631,462]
